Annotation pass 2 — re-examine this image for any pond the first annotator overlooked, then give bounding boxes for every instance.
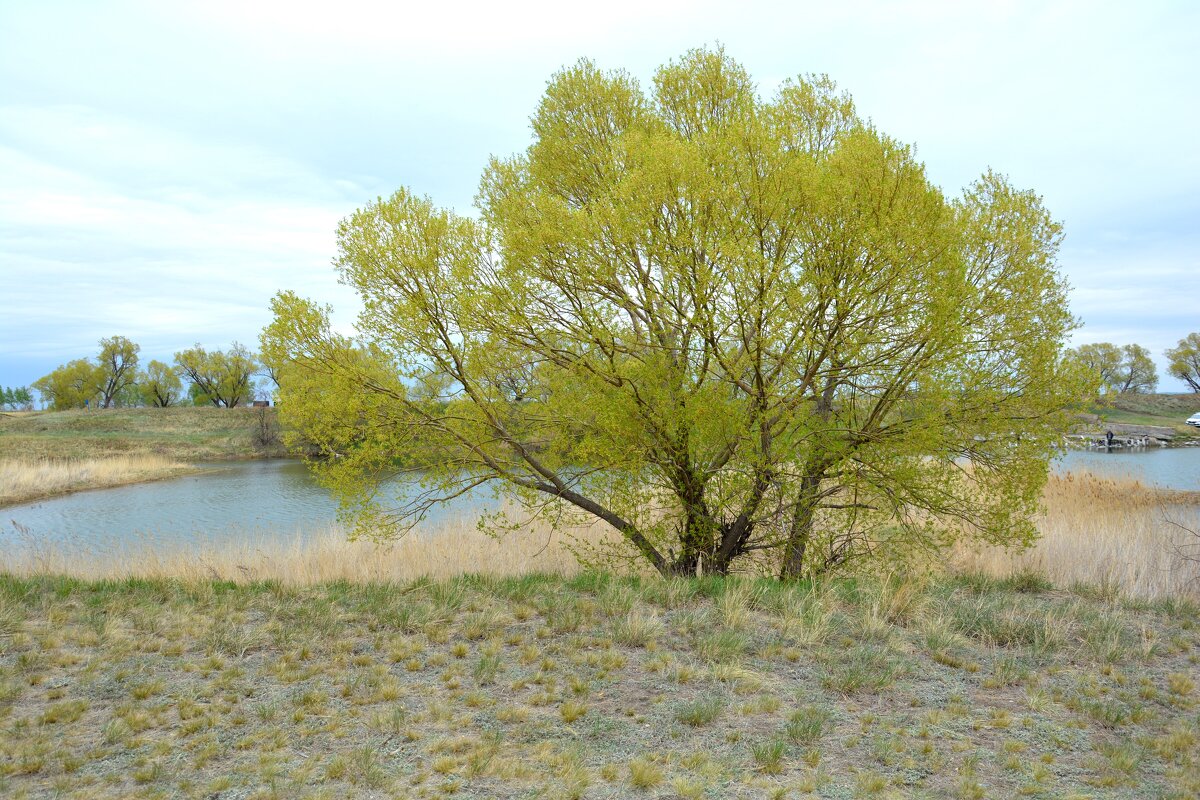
[2,460,499,552]
[1056,446,1200,492]
[3,447,1198,549]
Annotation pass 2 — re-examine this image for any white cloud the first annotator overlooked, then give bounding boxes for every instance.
[1,0,1198,391]
[0,109,362,369]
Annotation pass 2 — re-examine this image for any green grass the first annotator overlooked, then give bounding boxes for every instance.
[1083,392,1200,438]
[674,695,725,727]
[0,571,1197,798]
[784,704,832,745]
[0,406,286,461]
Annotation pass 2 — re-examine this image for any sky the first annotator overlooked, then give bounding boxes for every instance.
[1,0,1198,393]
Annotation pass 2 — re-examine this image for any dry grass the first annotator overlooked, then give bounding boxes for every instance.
[0,406,286,461]
[0,572,1196,799]
[1,513,624,584]
[4,467,1198,601]
[954,471,1200,599]
[2,466,1199,796]
[0,456,195,507]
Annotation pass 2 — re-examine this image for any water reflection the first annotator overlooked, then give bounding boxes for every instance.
[1055,447,1200,491]
[3,460,497,549]
[3,448,1197,549]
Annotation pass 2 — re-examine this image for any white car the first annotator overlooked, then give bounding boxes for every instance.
[1188,413,1200,427]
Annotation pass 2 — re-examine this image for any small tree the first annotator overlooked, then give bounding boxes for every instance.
[174,343,258,407]
[137,360,183,407]
[96,336,140,408]
[251,406,280,449]
[33,359,103,410]
[1165,333,1200,393]
[264,49,1088,579]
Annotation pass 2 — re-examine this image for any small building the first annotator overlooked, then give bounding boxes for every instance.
[251,400,270,408]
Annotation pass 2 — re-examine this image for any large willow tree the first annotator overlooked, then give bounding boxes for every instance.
[263,49,1088,579]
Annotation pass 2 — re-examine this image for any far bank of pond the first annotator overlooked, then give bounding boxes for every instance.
[0,406,287,462]
[2,447,1198,553]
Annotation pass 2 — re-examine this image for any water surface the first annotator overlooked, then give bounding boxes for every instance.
[3,460,495,551]
[1055,446,1200,491]
[3,447,1198,549]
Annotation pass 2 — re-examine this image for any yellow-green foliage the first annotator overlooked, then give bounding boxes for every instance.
[264,47,1089,579]
[172,342,258,409]
[31,358,103,411]
[1165,332,1200,391]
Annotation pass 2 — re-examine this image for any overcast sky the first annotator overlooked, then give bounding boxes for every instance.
[2,0,1198,392]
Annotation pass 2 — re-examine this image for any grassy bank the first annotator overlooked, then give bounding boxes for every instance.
[0,406,286,462]
[1084,393,1200,438]
[0,571,1196,799]
[0,407,284,506]
[0,456,197,507]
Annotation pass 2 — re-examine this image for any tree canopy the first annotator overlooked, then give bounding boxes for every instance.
[263,49,1088,579]
[1069,342,1157,395]
[1165,333,1200,393]
[33,358,102,410]
[138,360,183,407]
[174,343,257,407]
[32,336,142,410]
[96,335,140,408]
[1,386,33,411]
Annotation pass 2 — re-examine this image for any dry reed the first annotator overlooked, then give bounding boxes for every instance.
[3,467,1198,598]
[1,513,622,585]
[0,455,194,506]
[953,471,1200,599]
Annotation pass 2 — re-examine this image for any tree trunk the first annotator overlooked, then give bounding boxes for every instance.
[779,473,822,580]
[666,467,715,575]
[667,505,712,575]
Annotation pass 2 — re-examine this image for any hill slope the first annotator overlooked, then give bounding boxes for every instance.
[0,406,286,461]
[1084,393,1200,438]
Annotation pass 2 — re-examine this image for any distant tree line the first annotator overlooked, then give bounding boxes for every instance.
[22,328,1200,412]
[1,386,34,410]
[1068,342,1158,395]
[31,337,272,410]
[1068,331,1200,396]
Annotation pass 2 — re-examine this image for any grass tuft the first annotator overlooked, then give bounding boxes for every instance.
[675,696,725,727]
[628,757,664,789]
[785,704,833,745]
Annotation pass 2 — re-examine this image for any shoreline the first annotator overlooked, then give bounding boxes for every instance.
[0,453,299,509]
[0,456,204,509]
[4,469,1197,600]
[7,454,1198,510]
[0,406,288,507]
